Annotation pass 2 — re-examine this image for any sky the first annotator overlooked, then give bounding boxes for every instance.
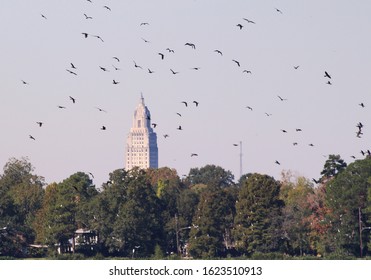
[1,0,370,188]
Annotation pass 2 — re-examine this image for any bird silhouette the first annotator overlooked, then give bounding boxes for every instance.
[191,153,198,157]
[70,63,77,69]
[36,122,43,127]
[214,49,223,56]
[176,113,182,117]
[163,134,169,138]
[93,35,104,42]
[140,22,149,26]
[236,24,243,30]
[312,178,321,184]
[113,80,119,84]
[278,95,287,101]
[191,67,200,70]
[166,48,175,53]
[66,69,77,75]
[185,43,196,49]
[177,125,183,130]
[99,66,108,72]
[58,106,66,109]
[101,126,106,130]
[246,106,253,111]
[84,13,93,19]
[69,96,76,103]
[112,65,120,71]
[103,5,111,11]
[88,172,94,178]
[113,57,120,62]
[275,160,281,165]
[158,53,164,60]
[82,32,89,38]
[141,38,150,43]
[294,65,300,69]
[95,107,107,113]
[21,80,29,85]
[193,101,199,107]
[327,81,332,85]
[233,144,238,146]
[275,8,283,14]
[293,142,298,146]
[308,143,314,147]
[181,101,188,107]
[133,61,142,69]
[29,135,36,140]
[296,128,302,132]
[324,71,331,79]
[41,14,47,20]
[281,129,288,133]
[359,102,365,108]
[243,70,252,74]
[232,60,240,67]
[243,18,256,24]
[170,69,179,75]
[152,123,157,128]
[148,68,154,74]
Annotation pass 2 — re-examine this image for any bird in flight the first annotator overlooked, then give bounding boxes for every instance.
[66,69,77,75]
[243,70,252,74]
[148,69,154,74]
[296,128,302,132]
[232,60,240,67]
[191,67,200,70]
[293,142,298,146]
[140,22,149,26]
[193,101,199,107]
[113,80,119,84]
[181,101,188,107]
[176,112,182,117]
[158,53,165,60]
[21,80,29,85]
[112,65,120,71]
[294,65,300,69]
[170,69,179,75]
[312,178,321,184]
[166,48,175,53]
[99,66,108,72]
[246,106,253,111]
[359,102,365,108]
[134,61,142,69]
[275,160,281,165]
[163,134,169,138]
[69,96,76,103]
[277,95,287,101]
[88,172,94,178]
[101,126,106,130]
[95,107,107,112]
[243,18,256,24]
[93,35,104,42]
[191,153,198,157]
[265,112,272,117]
[103,5,111,11]
[36,122,43,127]
[113,57,120,62]
[177,125,183,130]
[29,135,36,140]
[275,8,283,14]
[327,81,332,85]
[58,106,66,109]
[82,32,89,38]
[152,123,157,128]
[236,24,243,30]
[84,14,93,19]
[70,63,77,69]
[308,143,315,147]
[214,49,223,56]
[281,129,288,133]
[141,38,150,43]
[324,71,331,79]
[185,43,196,49]
[41,14,47,20]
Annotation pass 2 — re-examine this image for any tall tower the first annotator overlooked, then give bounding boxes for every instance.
[125,95,158,170]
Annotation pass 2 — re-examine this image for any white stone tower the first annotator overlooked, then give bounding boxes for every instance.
[125,94,158,170]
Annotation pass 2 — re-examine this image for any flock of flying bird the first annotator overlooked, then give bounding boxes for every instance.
[14,1,370,184]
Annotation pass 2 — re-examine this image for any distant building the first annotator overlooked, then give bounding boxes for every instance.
[125,95,158,170]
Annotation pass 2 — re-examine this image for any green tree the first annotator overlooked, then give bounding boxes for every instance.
[280,172,314,256]
[233,173,284,255]
[324,157,371,257]
[186,165,235,188]
[188,187,236,258]
[320,154,347,180]
[0,157,44,256]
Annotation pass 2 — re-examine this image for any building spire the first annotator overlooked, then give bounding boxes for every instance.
[140,92,144,105]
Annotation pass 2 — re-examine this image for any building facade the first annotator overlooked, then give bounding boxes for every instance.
[125,95,158,170]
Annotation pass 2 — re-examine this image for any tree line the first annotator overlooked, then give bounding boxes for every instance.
[1,155,371,259]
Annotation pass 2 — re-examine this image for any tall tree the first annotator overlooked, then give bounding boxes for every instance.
[324,157,371,257]
[320,154,347,180]
[0,157,44,256]
[188,187,236,258]
[186,164,235,188]
[233,173,284,255]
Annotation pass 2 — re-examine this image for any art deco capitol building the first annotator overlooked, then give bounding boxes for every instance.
[125,95,158,170]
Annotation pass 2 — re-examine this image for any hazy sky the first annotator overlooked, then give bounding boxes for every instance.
[1,0,370,187]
